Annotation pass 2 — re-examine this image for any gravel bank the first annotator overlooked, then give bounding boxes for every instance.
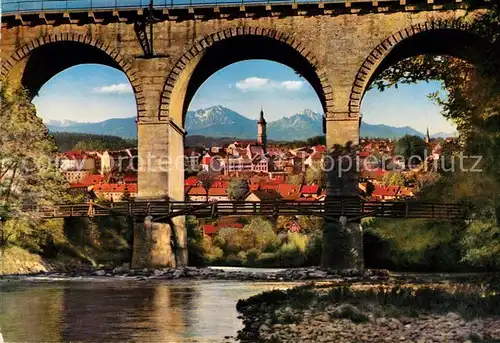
[236,282,500,343]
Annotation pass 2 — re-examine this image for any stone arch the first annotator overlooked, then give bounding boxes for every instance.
[159,26,332,126]
[349,20,492,113]
[0,33,144,117]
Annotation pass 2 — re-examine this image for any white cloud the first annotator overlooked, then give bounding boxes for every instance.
[235,77,305,92]
[94,83,133,94]
[281,80,304,90]
[235,77,270,91]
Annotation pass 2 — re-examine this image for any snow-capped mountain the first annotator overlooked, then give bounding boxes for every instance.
[185,105,255,138]
[268,109,323,140]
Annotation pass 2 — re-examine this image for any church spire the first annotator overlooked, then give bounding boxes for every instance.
[258,107,266,124]
[426,127,431,143]
[257,107,267,147]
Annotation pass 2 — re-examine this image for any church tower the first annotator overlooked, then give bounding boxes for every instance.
[425,127,431,143]
[257,108,267,148]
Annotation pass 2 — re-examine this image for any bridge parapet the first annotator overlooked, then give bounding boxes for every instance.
[1,0,477,25]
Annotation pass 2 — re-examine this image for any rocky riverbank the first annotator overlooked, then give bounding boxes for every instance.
[2,265,391,282]
[236,281,500,343]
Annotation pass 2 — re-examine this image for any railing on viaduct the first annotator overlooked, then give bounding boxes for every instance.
[24,199,469,221]
[1,0,451,15]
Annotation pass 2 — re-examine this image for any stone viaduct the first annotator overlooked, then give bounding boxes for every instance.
[1,0,491,269]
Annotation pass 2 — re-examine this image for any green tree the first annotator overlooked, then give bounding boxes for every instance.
[197,170,213,201]
[288,173,304,185]
[381,172,407,186]
[305,163,326,187]
[51,132,136,152]
[0,81,68,249]
[394,135,428,165]
[297,216,323,234]
[227,179,249,200]
[244,217,280,252]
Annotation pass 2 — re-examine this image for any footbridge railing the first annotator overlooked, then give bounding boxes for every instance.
[23,199,469,221]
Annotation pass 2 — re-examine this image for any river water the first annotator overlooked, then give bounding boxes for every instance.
[0,269,300,343]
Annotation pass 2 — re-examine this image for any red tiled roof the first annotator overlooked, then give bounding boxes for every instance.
[250,146,265,156]
[185,149,201,157]
[185,177,199,186]
[64,150,88,160]
[123,173,137,182]
[208,187,227,196]
[272,175,286,182]
[260,183,279,191]
[201,156,211,165]
[80,174,105,186]
[372,185,400,197]
[202,224,218,235]
[211,181,229,188]
[94,183,137,193]
[301,185,319,194]
[314,145,327,153]
[249,183,260,191]
[188,187,207,196]
[359,151,370,158]
[360,168,387,180]
[277,184,301,199]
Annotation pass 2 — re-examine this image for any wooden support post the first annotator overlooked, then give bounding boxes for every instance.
[211,202,216,217]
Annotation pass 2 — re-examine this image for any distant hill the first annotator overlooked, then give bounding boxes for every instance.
[47,117,137,139]
[46,105,434,141]
[360,122,424,139]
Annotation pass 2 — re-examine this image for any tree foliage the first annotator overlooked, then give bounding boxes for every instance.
[305,163,326,187]
[288,173,304,185]
[197,170,213,201]
[227,179,249,200]
[382,172,407,187]
[51,132,136,152]
[394,135,428,165]
[0,81,68,248]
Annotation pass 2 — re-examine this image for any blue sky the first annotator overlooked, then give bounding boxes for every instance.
[33,61,456,134]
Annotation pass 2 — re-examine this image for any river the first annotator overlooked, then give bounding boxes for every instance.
[0,268,300,343]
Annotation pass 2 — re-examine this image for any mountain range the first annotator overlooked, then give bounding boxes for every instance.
[45,105,456,141]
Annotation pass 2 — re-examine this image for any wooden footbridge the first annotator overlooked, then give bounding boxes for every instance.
[24,199,470,222]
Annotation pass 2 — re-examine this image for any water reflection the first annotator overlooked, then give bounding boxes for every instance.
[0,280,298,342]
